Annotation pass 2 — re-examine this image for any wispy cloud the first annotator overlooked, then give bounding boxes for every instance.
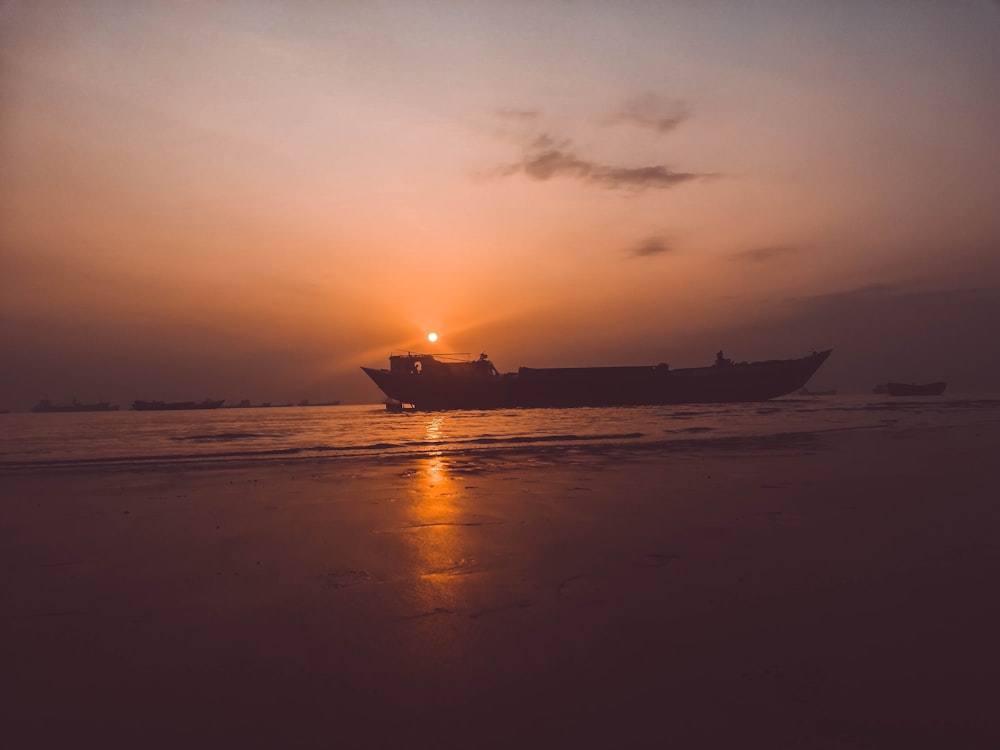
[628,237,673,259]
[730,245,800,262]
[613,95,687,134]
[501,134,703,191]
[495,107,540,122]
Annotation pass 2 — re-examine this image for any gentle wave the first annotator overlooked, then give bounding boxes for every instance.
[171,432,286,442]
[0,427,850,472]
[429,431,645,447]
[0,431,652,471]
[2,396,999,473]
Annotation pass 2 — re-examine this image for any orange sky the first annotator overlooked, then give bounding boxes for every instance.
[2,1,1000,407]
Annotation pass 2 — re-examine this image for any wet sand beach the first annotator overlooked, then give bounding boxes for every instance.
[3,423,999,749]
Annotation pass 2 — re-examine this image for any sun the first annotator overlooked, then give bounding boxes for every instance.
[427,332,438,343]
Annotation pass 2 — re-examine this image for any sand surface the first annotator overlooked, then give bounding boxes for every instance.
[3,424,999,748]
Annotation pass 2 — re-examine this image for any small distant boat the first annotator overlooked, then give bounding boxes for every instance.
[131,399,225,411]
[885,382,947,397]
[297,399,341,407]
[32,398,120,413]
[799,388,837,396]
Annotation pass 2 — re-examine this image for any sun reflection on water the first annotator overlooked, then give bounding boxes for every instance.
[407,415,472,612]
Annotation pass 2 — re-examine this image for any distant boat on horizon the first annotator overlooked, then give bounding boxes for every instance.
[885,382,947,397]
[228,400,274,409]
[131,399,225,411]
[363,348,832,410]
[799,388,837,396]
[32,397,120,413]
[225,399,341,409]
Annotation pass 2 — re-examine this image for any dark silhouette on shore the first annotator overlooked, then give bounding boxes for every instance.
[131,399,225,411]
[886,382,947,397]
[31,397,120,413]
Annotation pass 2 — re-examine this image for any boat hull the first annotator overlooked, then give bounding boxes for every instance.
[363,350,832,410]
[886,382,946,397]
[131,400,225,411]
[31,402,119,413]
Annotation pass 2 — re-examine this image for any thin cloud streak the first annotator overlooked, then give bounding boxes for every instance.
[628,237,673,259]
[613,95,687,133]
[495,107,540,122]
[730,245,801,262]
[500,134,704,190]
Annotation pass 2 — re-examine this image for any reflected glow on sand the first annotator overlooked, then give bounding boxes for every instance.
[406,415,472,613]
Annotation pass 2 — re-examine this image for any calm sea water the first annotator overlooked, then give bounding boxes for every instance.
[2,396,999,472]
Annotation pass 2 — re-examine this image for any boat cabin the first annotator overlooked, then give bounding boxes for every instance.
[388,352,499,378]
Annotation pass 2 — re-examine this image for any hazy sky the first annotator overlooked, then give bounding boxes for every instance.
[3,0,1000,407]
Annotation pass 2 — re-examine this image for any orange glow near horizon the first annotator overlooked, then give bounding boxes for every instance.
[2,2,1000,406]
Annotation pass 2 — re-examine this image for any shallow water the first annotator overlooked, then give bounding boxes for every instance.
[2,395,999,471]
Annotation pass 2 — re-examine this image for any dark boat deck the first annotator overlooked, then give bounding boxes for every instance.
[364,350,832,410]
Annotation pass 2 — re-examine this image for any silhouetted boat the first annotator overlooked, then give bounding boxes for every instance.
[362,349,832,410]
[885,382,946,397]
[131,399,225,411]
[384,400,415,412]
[32,398,120,413]
[799,388,837,396]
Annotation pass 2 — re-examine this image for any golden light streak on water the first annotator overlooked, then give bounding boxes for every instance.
[405,415,472,615]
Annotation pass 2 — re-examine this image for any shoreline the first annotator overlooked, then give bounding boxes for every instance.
[0,420,960,475]
[3,421,999,748]
[4,394,1000,474]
